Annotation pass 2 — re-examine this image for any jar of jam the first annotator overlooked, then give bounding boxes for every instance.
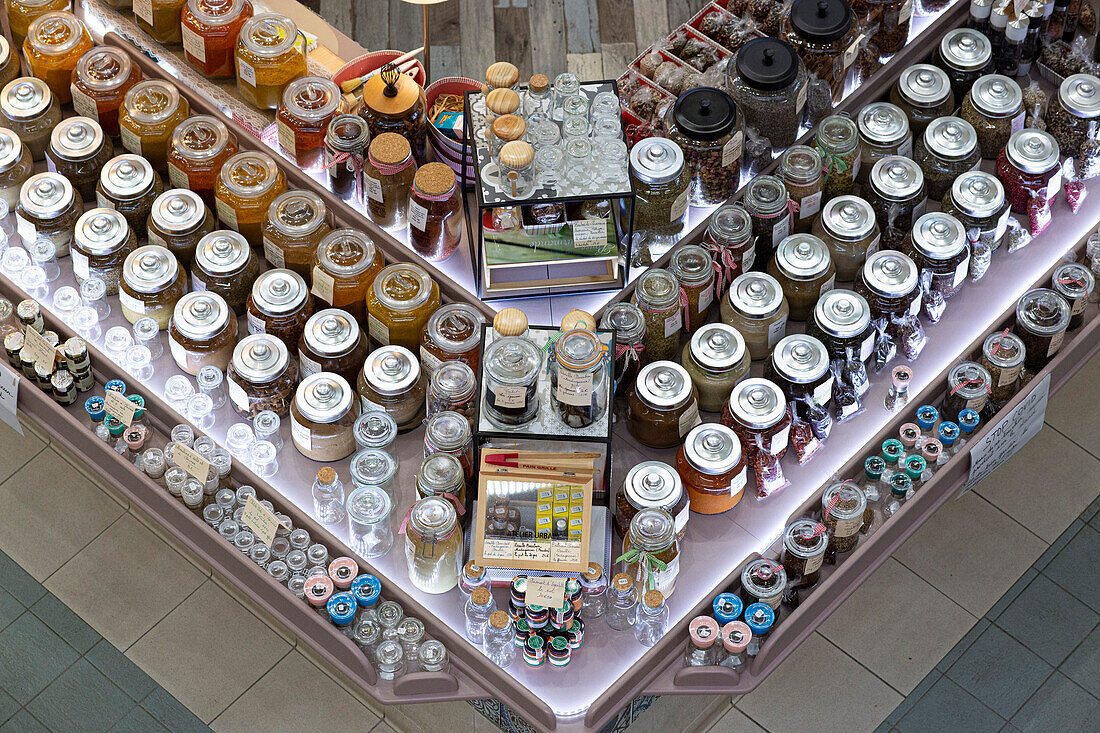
[668,245,715,334]
[629,136,690,244]
[7,0,70,49]
[857,250,921,323]
[363,132,416,229]
[767,234,836,321]
[889,64,954,138]
[702,203,755,292]
[324,114,369,200]
[0,128,33,209]
[167,115,238,208]
[357,345,425,432]
[16,172,80,256]
[408,162,461,262]
[617,461,688,540]
[181,0,254,78]
[864,155,926,252]
[1016,288,1070,373]
[366,263,440,352]
[262,191,330,276]
[663,86,743,206]
[634,268,681,365]
[913,116,981,201]
[23,11,92,104]
[944,360,992,417]
[234,13,307,110]
[426,361,476,424]
[903,212,969,299]
[215,150,287,247]
[97,154,163,239]
[277,75,341,167]
[719,272,790,360]
[782,0,860,100]
[119,245,185,327]
[676,423,747,515]
[856,102,912,185]
[72,208,137,295]
[290,372,359,462]
[821,482,866,559]
[1,77,61,160]
[311,228,384,322]
[1052,262,1094,331]
[246,268,313,346]
[359,61,427,164]
[960,74,1024,159]
[627,361,701,449]
[782,518,827,588]
[743,174,790,267]
[70,46,140,136]
[981,330,1025,403]
[192,229,259,312]
[420,303,485,377]
[808,289,875,365]
[940,171,1010,254]
[227,333,297,419]
[764,334,833,408]
[298,308,369,385]
[815,114,860,202]
[45,117,112,202]
[811,195,878,281]
[739,557,787,611]
[997,128,1061,215]
[0,38,17,91]
[622,507,679,598]
[482,336,542,428]
[723,377,791,461]
[168,291,237,375]
[550,328,608,429]
[681,323,750,413]
[935,28,994,103]
[133,0,187,44]
[118,80,189,170]
[146,189,215,266]
[1045,73,1100,160]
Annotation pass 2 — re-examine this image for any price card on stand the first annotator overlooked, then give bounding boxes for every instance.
[525,576,567,608]
[0,362,22,436]
[960,374,1050,496]
[174,441,212,481]
[240,494,279,547]
[22,326,55,371]
[104,390,137,427]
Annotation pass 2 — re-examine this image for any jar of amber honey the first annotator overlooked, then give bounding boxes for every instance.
[181,0,254,78]
[166,115,238,208]
[409,163,462,261]
[420,303,485,376]
[168,291,237,375]
[147,189,215,266]
[262,190,330,276]
[311,228,384,322]
[23,11,92,104]
[364,132,416,228]
[366,263,440,352]
[134,0,188,45]
[7,0,70,49]
[118,80,190,170]
[45,116,113,201]
[234,12,307,110]
[70,47,141,136]
[0,77,59,161]
[97,154,164,239]
[277,75,341,167]
[214,150,286,247]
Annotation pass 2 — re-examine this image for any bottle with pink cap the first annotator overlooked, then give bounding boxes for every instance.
[718,621,752,670]
[684,615,721,667]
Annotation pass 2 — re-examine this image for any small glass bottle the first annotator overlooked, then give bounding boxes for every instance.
[579,563,608,620]
[464,587,496,645]
[718,621,752,670]
[815,114,860,203]
[345,485,393,559]
[605,573,638,631]
[311,466,346,525]
[684,616,721,667]
[634,590,668,647]
[484,611,515,668]
[324,114,370,201]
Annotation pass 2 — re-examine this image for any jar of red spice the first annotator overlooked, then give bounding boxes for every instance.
[408,162,461,261]
[995,128,1061,214]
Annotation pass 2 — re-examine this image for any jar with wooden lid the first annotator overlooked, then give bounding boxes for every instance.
[409,162,462,262]
[234,13,307,109]
[913,116,981,201]
[960,74,1024,159]
[359,63,427,164]
[405,496,461,594]
[815,114,860,202]
[324,114,369,200]
[277,76,341,167]
[630,137,690,244]
[664,86,743,206]
[811,195,879,281]
[298,307,368,384]
[621,507,679,598]
[191,229,259,313]
[96,154,163,239]
[215,150,286,247]
[133,0,187,44]
[290,372,359,462]
[23,12,92,104]
[357,345,425,432]
[498,139,536,199]
[807,289,875,365]
[981,331,1025,403]
[7,0,70,50]
[856,102,913,185]
[782,518,827,588]
[677,421,749,514]
[147,189,215,267]
[627,361,701,449]
[944,361,992,418]
[934,28,993,108]
[69,46,139,136]
[246,268,313,345]
[940,170,1010,254]
[1016,288,1070,373]
[117,80,189,169]
[260,191,328,275]
[702,203,755,289]
[602,302,646,399]
[1052,262,1094,331]
[16,172,80,256]
[0,128,33,209]
[743,174,790,268]
[617,461,688,540]
[722,377,790,460]
[72,208,137,294]
[366,263,440,351]
[720,272,789,360]
[889,64,954,138]
[1,77,60,160]
[779,145,823,233]
[489,113,526,168]
[1045,73,1100,160]
[782,0,859,100]
[363,132,416,229]
[420,303,485,377]
[680,323,749,413]
[668,245,714,334]
[903,212,969,300]
[226,333,297,419]
[634,268,682,365]
[168,291,237,375]
[483,86,520,144]
[864,155,925,252]
[181,0,254,78]
[119,245,184,327]
[45,117,112,201]
[167,115,238,208]
[310,228,383,322]
[481,336,542,428]
[427,361,476,424]
[764,334,833,408]
[767,234,835,321]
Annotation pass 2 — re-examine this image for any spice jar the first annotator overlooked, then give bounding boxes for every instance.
[427,361,477,424]
[45,117,111,202]
[246,268,313,346]
[767,234,836,321]
[702,204,755,295]
[723,379,790,476]
[815,114,860,203]
[664,87,743,206]
[634,268,682,364]
[191,229,259,313]
[889,64,954,138]
[935,28,994,103]
[1052,262,1094,331]
[1016,288,1071,372]
[618,462,688,540]
[782,518,827,588]
[364,132,416,229]
[864,155,926,252]
[168,291,237,375]
[405,497,461,594]
[811,195,879,281]
[0,38,16,91]
[69,47,138,138]
[215,150,287,247]
[16,172,80,256]
[779,145,823,233]
[96,154,163,239]
[856,102,912,185]
[119,245,185,327]
[357,345,425,432]
[627,361,701,449]
[117,80,189,169]
[903,212,969,299]
[740,557,787,611]
[602,302,646,398]
[996,129,1061,215]
[420,303,485,377]
[550,329,609,429]
[277,75,341,167]
[408,162,462,262]
[1045,73,1100,160]
[366,263,440,352]
[807,289,876,367]
[181,0,254,77]
[227,333,297,419]
[960,74,1024,159]
[23,12,92,104]
[7,0,69,49]
[324,114,369,201]
[290,372,359,462]
[981,331,1025,403]
[132,0,186,44]
[234,13,307,110]
[311,229,384,322]
[913,116,981,201]
[669,245,715,334]
[676,423,747,515]
[726,37,808,149]
[166,115,238,208]
[0,128,33,209]
[744,174,791,267]
[1,77,61,160]
[681,323,750,413]
[261,191,330,276]
[783,0,860,99]
[482,336,542,427]
[629,136,690,243]
[764,334,833,408]
[940,170,1010,255]
[72,208,137,295]
[720,272,790,360]
[821,482,866,559]
[943,360,992,417]
[298,308,369,385]
[857,249,921,323]
[359,63,427,164]
[854,0,913,54]
[622,508,680,598]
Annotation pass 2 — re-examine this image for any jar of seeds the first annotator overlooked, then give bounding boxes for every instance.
[960,74,1025,159]
[856,102,912,185]
[629,137,690,243]
[913,116,981,201]
[1044,73,1100,160]
[664,87,744,206]
[815,114,860,202]
[779,145,823,233]
[889,64,955,138]
[668,245,715,334]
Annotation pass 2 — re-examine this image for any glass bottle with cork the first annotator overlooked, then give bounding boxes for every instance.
[408,162,461,262]
[363,132,416,229]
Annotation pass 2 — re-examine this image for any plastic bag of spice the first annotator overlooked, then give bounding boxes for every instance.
[1078,139,1100,179]
[749,442,788,497]
[744,126,774,177]
[789,414,824,465]
[1004,215,1032,253]
[830,360,864,423]
[800,396,833,441]
[968,226,993,282]
[1022,81,1046,126]
[1064,158,1089,212]
[919,270,948,324]
[891,311,928,362]
[871,319,897,373]
[806,73,834,127]
[1027,189,1053,236]
[852,24,883,84]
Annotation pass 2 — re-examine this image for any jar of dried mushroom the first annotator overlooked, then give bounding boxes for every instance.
[766,233,836,321]
[147,189,215,267]
[367,263,440,352]
[681,323,750,413]
[782,0,860,100]
[634,268,682,365]
[1016,288,1071,373]
[980,330,1025,403]
[550,328,609,429]
[940,171,1010,253]
[782,518,827,587]
[996,129,1061,215]
[246,268,313,346]
[856,102,912,185]
[668,245,715,334]
[821,482,866,558]
[629,137,690,242]
[725,37,808,149]
[262,191,332,276]
[676,423,747,515]
[807,289,876,364]
[168,291,237,375]
[427,361,476,424]
[960,74,1024,159]
[864,155,926,252]
[627,361,701,449]
[1052,262,1094,331]
[663,87,743,206]
[815,114,860,202]
[312,228,384,322]
[764,334,833,408]
[96,154,163,240]
[720,272,789,360]
[744,174,791,267]
[363,132,416,229]
[1,77,59,161]
[779,145,823,233]
[811,194,879,281]
[903,212,970,299]
[420,304,485,377]
[358,345,425,432]
[191,229,260,313]
[853,0,914,54]
[0,128,33,209]
[889,64,954,138]
[482,336,542,428]
[944,361,992,417]
[935,28,994,103]
[45,116,112,201]
[1045,73,1100,160]
[290,372,359,462]
[72,208,137,294]
[227,334,297,419]
[914,116,981,201]
[16,171,80,256]
[298,308,369,385]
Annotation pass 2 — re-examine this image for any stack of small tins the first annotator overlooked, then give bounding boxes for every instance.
[509,575,586,668]
[4,299,94,405]
[82,380,149,457]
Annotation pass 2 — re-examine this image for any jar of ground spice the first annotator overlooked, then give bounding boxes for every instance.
[668,245,715,334]
[234,13,307,110]
[996,129,1061,215]
[97,154,163,239]
[719,272,789,360]
[811,194,879,281]
[725,37,808,149]
[767,233,835,321]
[815,115,860,202]
[630,137,690,243]
[739,557,787,611]
[1051,262,1094,330]
[664,87,743,206]
[634,268,682,365]
[363,132,416,229]
[191,229,259,313]
[147,189,215,267]
[864,155,926,252]
[681,323,750,413]
[960,74,1024,159]
[821,481,866,560]
[764,334,833,409]
[482,336,542,428]
[1045,73,1100,160]
[934,28,994,103]
[246,268,313,346]
[627,361,700,449]
[16,171,80,255]
[618,461,688,540]
[980,330,1025,403]
[903,212,970,300]
[944,361,992,417]
[914,116,981,201]
[744,174,791,267]
[702,203,755,293]
[722,377,791,461]
[889,64,954,138]
[856,102,912,185]
[1016,288,1071,372]
[940,171,1010,254]
[324,114,369,201]
[358,345,426,433]
[408,162,461,262]
[45,116,112,201]
[601,302,646,398]
[782,518,827,588]
[779,145,823,233]
[676,423,747,515]
[227,333,297,419]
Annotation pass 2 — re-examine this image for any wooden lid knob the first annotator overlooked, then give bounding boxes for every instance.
[560,308,596,331]
[486,87,520,115]
[499,140,534,169]
[486,61,520,89]
[530,74,549,93]
[492,113,527,143]
[493,307,528,336]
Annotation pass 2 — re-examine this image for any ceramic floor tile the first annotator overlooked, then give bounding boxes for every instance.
[0,689,17,727]
[625,693,729,733]
[893,492,1047,616]
[210,651,379,733]
[973,428,1100,543]
[0,449,124,580]
[1010,673,1100,733]
[0,551,45,607]
[884,671,942,727]
[1035,520,1085,572]
[139,688,211,733]
[943,624,1054,719]
[127,581,290,723]
[108,707,169,733]
[984,570,1038,621]
[1044,347,1100,457]
[85,639,157,703]
[936,618,991,673]
[29,592,101,654]
[369,723,399,733]
[45,514,205,649]
[709,706,766,733]
[738,633,902,733]
[0,416,46,484]
[0,588,21,633]
[894,676,1004,733]
[383,700,480,732]
[1059,624,1100,698]
[26,658,133,733]
[820,557,977,694]
[0,709,50,732]
[0,612,79,704]
[995,574,1098,667]
[1041,524,1100,612]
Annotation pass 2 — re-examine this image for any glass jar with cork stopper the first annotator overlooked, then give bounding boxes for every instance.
[70,46,141,137]
[311,228,384,322]
[191,229,260,313]
[23,11,93,105]
[234,13,307,110]
[360,63,427,164]
[363,132,416,229]
[214,150,287,247]
[167,116,238,208]
[408,162,462,262]
[181,0,254,78]
[147,189,215,267]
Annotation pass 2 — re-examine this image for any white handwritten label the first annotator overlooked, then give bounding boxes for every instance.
[0,362,22,436]
[678,400,701,436]
[118,290,145,316]
[859,333,875,363]
[664,310,681,338]
[181,23,206,62]
[311,266,335,304]
[21,326,54,370]
[70,85,97,119]
[276,119,296,157]
[408,200,429,231]
[670,188,689,222]
[525,576,567,607]
[742,246,756,271]
[168,161,188,189]
[813,376,834,406]
[898,136,913,159]
[364,175,384,203]
[1011,111,1026,134]
[953,256,970,288]
[367,313,390,344]
[70,249,89,280]
[767,316,787,348]
[722,131,744,168]
[241,494,279,547]
[771,214,790,246]
[900,0,914,20]
[215,198,238,229]
[419,346,442,376]
[866,233,881,257]
[961,374,1050,495]
[298,350,321,378]
[843,34,864,69]
[770,424,790,454]
[799,191,822,219]
[1047,330,1064,357]
[104,390,137,427]
[493,384,527,408]
[237,59,257,87]
[555,368,593,406]
[819,274,835,297]
[133,0,153,24]
[174,441,211,481]
[698,282,713,313]
[120,125,142,155]
[796,83,808,115]
[228,377,249,413]
[290,414,312,452]
[16,215,35,245]
[571,218,607,249]
[262,238,285,269]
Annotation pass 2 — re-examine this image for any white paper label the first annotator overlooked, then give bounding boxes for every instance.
[670,188,689,222]
[721,131,744,168]
[246,311,266,335]
[962,374,1050,495]
[856,333,874,363]
[493,384,527,408]
[898,136,913,159]
[120,125,141,155]
[698,282,713,313]
[833,514,862,538]
[770,424,790,454]
[994,208,1011,242]
[227,377,249,413]
[673,505,691,535]
[367,313,390,344]
[364,175,384,203]
[276,119,296,156]
[555,369,593,406]
[819,275,835,297]
[262,238,285,269]
[852,155,862,179]
[771,214,790,246]
[796,83,808,115]
[728,467,748,497]
[843,35,864,69]
[663,311,681,338]
[1011,111,1026,134]
[133,0,153,23]
[241,494,279,548]
[237,59,257,87]
[1070,296,1087,315]
[953,257,969,288]
[96,192,113,209]
[996,363,1022,387]
[360,395,383,414]
[767,316,787,348]
[909,292,923,316]
[118,290,145,315]
[0,362,22,436]
[678,401,701,436]
[290,414,312,452]
[298,351,321,378]
[168,336,188,368]
[70,85,97,119]
[408,200,429,231]
[900,0,914,20]
[571,218,607,249]
[742,246,756,271]
[181,23,206,62]
[1047,330,1064,357]
[1047,171,1062,199]
[813,376,834,406]
[799,191,822,219]
[70,249,89,280]
[168,162,188,189]
[311,266,335,304]
[215,198,238,229]
[803,552,824,576]
[419,346,443,376]
[16,215,35,245]
[147,228,167,250]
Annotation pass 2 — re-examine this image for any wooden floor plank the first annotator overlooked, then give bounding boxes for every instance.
[596,0,638,44]
[530,0,568,78]
[430,45,464,81]
[565,0,601,54]
[665,0,697,30]
[600,41,638,78]
[319,0,353,40]
[494,4,534,80]
[567,52,604,80]
[460,0,497,82]
[633,0,671,49]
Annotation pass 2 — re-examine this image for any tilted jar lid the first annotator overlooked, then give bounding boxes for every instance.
[813,289,871,338]
[1,77,51,119]
[152,189,206,233]
[425,303,484,353]
[970,74,1022,116]
[363,345,420,394]
[268,191,327,237]
[556,329,603,371]
[49,117,104,161]
[601,302,646,344]
[19,173,73,218]
[1005,129,1060,174]
[706,203,752,247]
[172,291,230,340]
[672,87,739,142]
[629,137,684,185]
[317,229,377,277]
[869,155,924,200]
[622,461,683,511]
[232,334,289,383]
[1058,73,1100,118]
[75,46,134,92]
[251,269,308,315]
[897,64,952,107]
[774,234,831,280]
[729,377,786,429]
[669,244,713,286]
[948,361,992,401]
[634,360,693,408]
[240,13,299,58]
[372,263,434,312]
[821,481,866,520]
[821,195,876,241]
[195,230,250,274]
[690,323,746,371]
[734,37,801,91]
[784,518,827,559]
[124,80,182,125]
[857,102,909,146]
[303,309,360,356]
[924,116,977,159]
[1016,288,1070,336]
[362,60,423,117]
[294,372,355,424]
[683,423,742,475]
[862,250,919,298]
[484,336,541,384]
[28,12,87,55]
[771,334,829,384]
[100,154,156,198]
[0,128,21,170]
[1052,262,1095,302]
[728,272,784,317]
[939,28,992,72]
[789,0,852,43]
[171,115,233,162]
[910,212,966,261]
[219,151,281,197]
[282,76,341,121]
[74,208,130,256]
[950,170,1005,217]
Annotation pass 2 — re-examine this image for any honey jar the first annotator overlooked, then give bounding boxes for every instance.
[214,150,287,247]
[22,11,92,104]
[234,12,307,110]
[70,46,141,136]
[166,115,238,209]
[118,80,190,170]
[181,0,254,78]
[276,75,341,167]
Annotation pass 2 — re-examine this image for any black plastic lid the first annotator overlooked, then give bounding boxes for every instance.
[790,0,853,44]
[672,87,739,141]
[736,38,800,91]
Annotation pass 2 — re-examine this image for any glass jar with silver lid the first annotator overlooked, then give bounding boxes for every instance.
[676,423,747,515]
[811,195,880,281]
[290,372,359,462]
[147,189,215,266]
[997,128,1061,214]
[856,250,922,323]
[935,28,994,102]
[889,64,955,138]
[96,153,163,239]
[903,211,969,299]
[627,361,700,449]
[719,272,789,360]
[423,411,474,484]
[298,308,369,386]
[0,127,33,208]
[944,361,993,417]
[1051,262,1095,330]
[168,291,237,375]
[246,269,314,347]
[16,171,80,255]
[617,461,688,540]
[602,302,646,398]
[629,136,689,241]
[226,334,298,419]
[416,453,465,508]
[0,77,60,160]
[681,323,750,413]
[357,345,426,432]
[482,336,542,428]
[940,170,1010,253]
[119,244,184,327]
[723,377,790,459]
[764,334,833,408]
[550,328,609,429]
[766,233,836,322]
[71,208,137,294]
[864,155,926,251]
[740,556,788,610]
[1045,73,1100,159]
[807,289,875,367]
[191,229,259,313]
[45,116,112,200]
[913,116,981,200]
[960,74,1024,159]
[856,102,912,184]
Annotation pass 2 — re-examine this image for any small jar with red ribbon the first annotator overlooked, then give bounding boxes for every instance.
[944,360,993,418]
[324,113,369,202]
[668,244,715,334]
[781,517,828,588]
[363,131,417,229]
[599,302,645,399]
[702,203,755,299]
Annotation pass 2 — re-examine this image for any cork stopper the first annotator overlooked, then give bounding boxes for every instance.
[489,610,510,630]
[471,586,492,606]
[584,562,602,581]
[611,572,633,592]
[414,162,456,197]
[317,467,337,485]
[464,561,482,575]
[499,140,534,169]
[368,132,412,166]
[561,308,596,331]
[492,113,527,143]
[486,87,521,115]
[486,61,520,89]
[643,589,664,609]
[530,74,549,93]
[493,307,528,336]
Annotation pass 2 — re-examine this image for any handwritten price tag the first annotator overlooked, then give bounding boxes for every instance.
[104,390,137,427]
[525,576,567,608]
[21,326,55,371]
[174,441,211,481]
[240,494,279,547]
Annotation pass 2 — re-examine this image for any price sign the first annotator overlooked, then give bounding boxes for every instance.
[104,390,137,427]
[525,576,567,608]
[960,374,1050,496]
[174,441,212,481]
[240,494,279,547]
[21,326,55,371]
[0,362,21,436]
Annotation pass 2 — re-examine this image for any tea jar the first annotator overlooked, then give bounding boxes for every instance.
[913,116,981,201]
[360,63,427,164]
[298,308,369,385]
[0,128,33,209]
[277,75,341,167]
[720,272,790,360]
[324,114,370,200]
[366,263,441,352]
[482,336,542,428]
[856,250,921,323]
[408,162,462,262]
[743,174,791,267]
[903,212,969,299]
[550,328,609,429]
[1045,73,1100,160]
[821,481,866,559]
[118,80,190,169]
[312,228,384,322]
[725,37,808,149]
[357,345,426,433]
[404,497,461,594]
[119,245,185,327]
[70,46,141,136]
[621,507,680,598]
[669,244,715,334]
[679,423,748,514]
[996,129,1061,214]
[23,12,93,104]
[290,372,359,462]
[681,323,750,413]
[1015,288,1070,373]
[1,77,61,160]
[864,155,926,252]
[627,361,701,449]
[767,234,836,321]
[781,0,860,99]
[71,208,137,294]
[807,289,875,364]
[763,334,833,408]
[815,114,860,202]
[364,132,416,229]
[96,154,163,239]
[420,303,485,377]
[811,194,879,281]
[167,115,239,208]
[782,518,828,587]
[960,74,1024,159]
[215,150,287,247]
[663,86,743,206]
[723,378,790,460]
[634,268,682,365]
[416,453,465,509]
[181,0,254,78]
[935,28,994,103]
[941,172,1010,257]
[779,145,823,233]
[191,229,260,313]
[740,557,787,611]
[943,361,992,417]
[7,0,70,49]
[629,136,690,243]
[45,116,112,201]
[234,13,307,110]
[226,333,298,419]
[856,102,912,184]
[889,64,954,138]
[980,330,1025,403]
[702,203,755,289]
[133,0,187,44]
[168,291,237,375]
[16,172,80,256]
[1052,262,1095,331]
[426,361,477,424]
[601,302,646,398]
[246,268,313,346]
[144,190,212,267]
[617,461,689,540]
[261,191,330,276]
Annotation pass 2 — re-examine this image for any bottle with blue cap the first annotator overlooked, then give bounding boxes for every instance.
[327,591,357,636]
[881,472,912,519]
[713,592,743,625]
[84,395,106,427]
[351,574,382,621]
[104,378,126,394]
[915,404,939,443]
[744,602,775,657]
[955,408,980,452]
[938,420,959,457]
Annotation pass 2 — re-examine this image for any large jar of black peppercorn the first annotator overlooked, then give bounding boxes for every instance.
[864,155,926,252]
[482,336,542,428]
[1015,288,1071,373]
[663,87,743,206]
[725,37,808,149]
[934,28,994,104]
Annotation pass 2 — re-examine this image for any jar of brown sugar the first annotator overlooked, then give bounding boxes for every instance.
[290,372,359,462]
